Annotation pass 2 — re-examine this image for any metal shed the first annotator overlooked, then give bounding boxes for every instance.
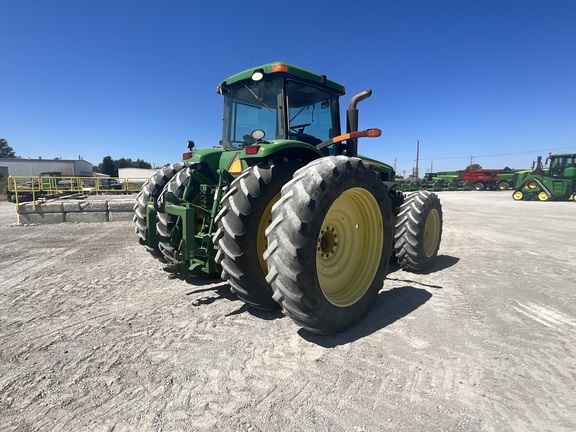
[0,158,94,177]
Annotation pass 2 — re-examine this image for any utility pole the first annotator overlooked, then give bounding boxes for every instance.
[430,161,433,173]
[415,140,420,179]
[394,157,397,172]
[470,156,474,166]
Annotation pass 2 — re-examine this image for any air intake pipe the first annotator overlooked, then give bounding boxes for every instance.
[346,89,373,157]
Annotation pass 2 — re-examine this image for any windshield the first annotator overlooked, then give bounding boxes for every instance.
[550,155,576,176]
[286,80,340,147]
[220,77,340,150]
[221,78,284,150]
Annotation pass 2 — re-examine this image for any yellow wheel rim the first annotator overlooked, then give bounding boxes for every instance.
[526,180,538,189]
[423,208,441,257]
[538,191,549,201]
[256,193,281,273]
[513,191,523,200]
[316,187,383,307]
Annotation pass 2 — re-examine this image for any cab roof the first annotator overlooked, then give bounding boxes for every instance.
[219,62,346,96]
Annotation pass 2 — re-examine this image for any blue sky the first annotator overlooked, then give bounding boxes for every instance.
[1,0,575,175]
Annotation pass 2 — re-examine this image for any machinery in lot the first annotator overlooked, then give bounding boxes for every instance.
[6,172,126,202]
[494,168,527,190]
[420,171,474,191]
[134,62,443,334]
[512,153,576,201]
[6,171,69,202]
[459,169,501,190]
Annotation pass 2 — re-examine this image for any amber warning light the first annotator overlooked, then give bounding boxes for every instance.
[316,128,382,150]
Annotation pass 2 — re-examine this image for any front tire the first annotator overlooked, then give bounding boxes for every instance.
[394,191,443,272]
[133,163,187,260]
[265,156,392,334]
[214,158,305,310]
[156,164,199,264]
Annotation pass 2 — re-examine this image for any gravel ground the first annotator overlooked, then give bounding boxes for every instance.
[0,191,575,431]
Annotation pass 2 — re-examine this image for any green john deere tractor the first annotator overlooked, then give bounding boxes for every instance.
[134,62,443,334]
[512,153,576,201]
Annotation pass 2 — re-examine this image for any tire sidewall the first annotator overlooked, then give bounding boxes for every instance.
[394,191,443,272]
[228,158,305,272]
[288,158,392,332]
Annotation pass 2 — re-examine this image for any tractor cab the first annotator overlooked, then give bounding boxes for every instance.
[217,63,345,153]
[547,154,576,178]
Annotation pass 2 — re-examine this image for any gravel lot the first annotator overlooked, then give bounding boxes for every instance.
[1,192,575,431]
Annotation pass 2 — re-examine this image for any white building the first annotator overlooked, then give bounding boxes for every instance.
[118,167,158,181]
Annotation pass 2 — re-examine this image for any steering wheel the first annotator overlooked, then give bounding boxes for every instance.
[290,123,311,134]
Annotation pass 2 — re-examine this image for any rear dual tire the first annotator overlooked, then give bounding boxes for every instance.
[394,191,443,272]
[265,156,393,334]
[133,163,188,261]
[214,158,305,310]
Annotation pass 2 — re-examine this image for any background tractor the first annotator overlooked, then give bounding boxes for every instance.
[512,153,576,201]
[134,62,443,334]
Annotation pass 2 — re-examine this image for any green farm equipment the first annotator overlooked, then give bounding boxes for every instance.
[512,154,576,201]
[434,171,473,191]
[496,168,527,190]
[134,62,443,334]
[421,173,444,191]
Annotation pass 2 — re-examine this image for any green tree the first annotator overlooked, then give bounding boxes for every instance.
[116,157,133,168]
[466,163,482,170]
[99,156,118,176]
[0,138,17,158]
[94,156,153,175]
[134,158,152,169]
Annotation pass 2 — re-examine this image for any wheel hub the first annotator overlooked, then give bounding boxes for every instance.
[315,187,384,307]
[318,225,338,258]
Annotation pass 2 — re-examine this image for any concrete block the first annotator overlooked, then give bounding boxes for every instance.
[108,201,134,212]
[108,211,135,222]
[79,201,108,212]
[18,202,64,214]
[66,212,109,223]
[18,212,65,224]
[63,201,82,212]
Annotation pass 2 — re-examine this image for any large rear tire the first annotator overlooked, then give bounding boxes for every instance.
[155,165,201,264]
[394,191,443,272]
[265,156,392,334]
[214,158,305,310]
[133,163,187,260]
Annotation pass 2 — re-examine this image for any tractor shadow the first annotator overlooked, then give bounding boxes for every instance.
[185,281,236,305]
[185,281,285,321]
[388,254,460,276]
[183,254,459,338]
[419,254,460,274]
[299,286,433,347]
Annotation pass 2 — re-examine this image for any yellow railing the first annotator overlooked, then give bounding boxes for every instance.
[7,175,149,206]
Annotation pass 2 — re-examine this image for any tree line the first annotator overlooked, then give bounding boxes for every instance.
[94,156,152,177]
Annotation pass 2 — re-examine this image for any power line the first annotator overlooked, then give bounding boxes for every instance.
[397,145,576,164]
